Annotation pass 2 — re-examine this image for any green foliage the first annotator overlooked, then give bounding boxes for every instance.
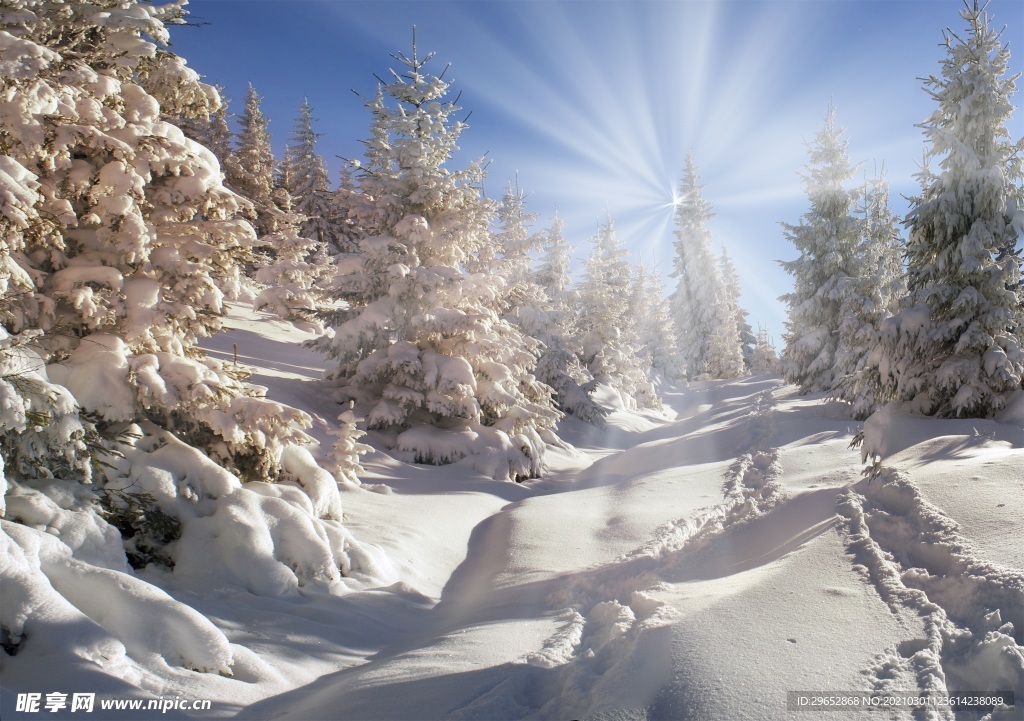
[96,485,181,570]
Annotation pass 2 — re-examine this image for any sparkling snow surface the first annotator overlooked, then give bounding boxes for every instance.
[3,302,1022,720]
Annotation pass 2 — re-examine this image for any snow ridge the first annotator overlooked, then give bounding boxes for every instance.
[838,470,1024,719]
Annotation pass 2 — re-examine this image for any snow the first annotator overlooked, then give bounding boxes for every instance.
[3,302,1023,720]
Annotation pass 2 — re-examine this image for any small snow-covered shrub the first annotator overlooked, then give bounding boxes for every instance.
[326,404,371,485]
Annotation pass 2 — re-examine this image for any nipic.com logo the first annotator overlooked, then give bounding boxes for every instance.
[15,693,213,714]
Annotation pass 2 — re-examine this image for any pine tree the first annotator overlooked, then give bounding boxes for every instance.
[310,41,560,480]
[669,152,728,379]
[286,97,338,253]
[491,182,541,306]
[174,84,237,179]
[832,170,906,417]
[531,212,607,424]
[778,105,862,393]
[253,189,325,328]
[629,263,684,381]
[326,402,371,485]
[750,325,780,375]
[0,0,312,485]
[578,214,660,408]
[874,2,1023,418]
[231,84,277,234]
[718,247,756,372]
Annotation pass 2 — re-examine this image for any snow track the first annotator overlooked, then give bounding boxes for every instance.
[839,470,1024,720]
[508,383,789,718]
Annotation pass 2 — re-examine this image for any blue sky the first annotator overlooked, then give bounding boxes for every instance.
[170,0,1023,342]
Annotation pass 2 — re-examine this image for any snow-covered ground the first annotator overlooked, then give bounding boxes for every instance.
[2,303,1022,720]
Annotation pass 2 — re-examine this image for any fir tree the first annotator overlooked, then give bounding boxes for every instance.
[531,212,607,424]
[0,0,312,485]
[629,263,684,381]
[832,170,906,417]
[718,247,756,372]
[286,97,338,253]
[750,325,780,375]
[310,41,560,480]
[174,84,238,181]
[253,189,325,329]
[326,402,371,485]
[231,84,277,234]
[778,105,862,393]
[578,214,660,408]
[670,152,727,379]
[874,2,1023,418]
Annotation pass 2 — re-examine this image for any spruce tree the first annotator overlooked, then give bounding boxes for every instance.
[833,170,906,417]
[231,84,277,234]
[310,41,560,480]
[286,97,338,253]
[174,84,237,181]
[0,0,311,485]
[750,326,780,375]
[531,212,607,424]
[718,247,756,372]
[578,214,660,408]
[253,189,325,328]
[629,263,684,381]
[670,152,728,379]
[778,105,862,393]
[875,2,1023,418]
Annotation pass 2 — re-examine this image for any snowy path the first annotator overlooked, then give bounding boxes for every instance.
[187,307,1023,720]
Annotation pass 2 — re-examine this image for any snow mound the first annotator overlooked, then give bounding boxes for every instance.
[98,423,384,595]
[1,504,232,675]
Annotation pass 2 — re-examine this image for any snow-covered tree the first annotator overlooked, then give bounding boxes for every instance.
[309,42,560,479]
[530,212,606,424]
[629,263,684,381]
[230,84,277,234]
[708,256,749,380]
[832,170,906,417]
[719,247,756,371]
[669,152,727,379]
[174,84,237,178]
[873,2,1023,418]
[0,0,312,484]
[778,105,862,394]
[490,182,541,305]
[285,97,338,254]
[326,402,371,485]
[578,214,660,408]
[750,325,780,375]
[253,189,325,328]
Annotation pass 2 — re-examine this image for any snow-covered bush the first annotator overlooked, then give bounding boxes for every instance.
[326,403,371,485]
[0,329,91,510]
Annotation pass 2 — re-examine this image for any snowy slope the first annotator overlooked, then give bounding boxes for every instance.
[2,303,1022,720]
